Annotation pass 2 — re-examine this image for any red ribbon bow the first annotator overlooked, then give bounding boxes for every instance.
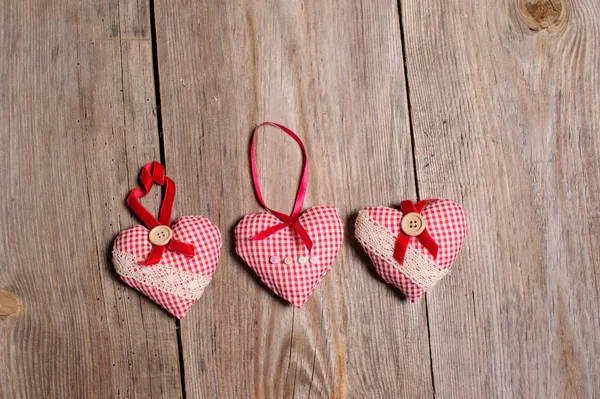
[127,162,195,265]
[393,200,439,265]
[248,122,314,252]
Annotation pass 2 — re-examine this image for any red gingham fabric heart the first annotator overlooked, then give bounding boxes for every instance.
[355,199,467,302]
[113,216,221,319]
[235,206,343,307]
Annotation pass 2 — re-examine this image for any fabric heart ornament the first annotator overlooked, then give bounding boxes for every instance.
[235,122,344,308]
[112,162,221,319]
[355,199,467,302]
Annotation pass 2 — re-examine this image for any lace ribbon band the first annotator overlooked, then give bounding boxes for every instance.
[355,210,449,291]
[113,250,211,300]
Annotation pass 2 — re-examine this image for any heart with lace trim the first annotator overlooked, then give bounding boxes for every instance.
[355,199,467,302]
[235,206,343,308]
[112,216,221,319]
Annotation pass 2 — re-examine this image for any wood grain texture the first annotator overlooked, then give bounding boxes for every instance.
[154,0,432,397]
[3,0,600,397]
[0,0,181,397]
[401,0,600,397]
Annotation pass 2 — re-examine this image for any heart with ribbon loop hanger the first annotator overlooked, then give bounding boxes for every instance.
[355,198,467,302]
[235,122,344,308]
[112,161,222,319]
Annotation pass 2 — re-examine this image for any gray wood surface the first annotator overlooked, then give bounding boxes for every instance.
[154,0,432,397]
[1,0,599,397]
[402,0,600,397]
[0,0,182,397]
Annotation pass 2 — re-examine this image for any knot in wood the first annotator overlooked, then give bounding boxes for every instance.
[520,0,564,31]
[0,290,22,317]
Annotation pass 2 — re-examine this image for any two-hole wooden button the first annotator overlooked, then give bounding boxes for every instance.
[400,212,426,236]
[149,225,173,246]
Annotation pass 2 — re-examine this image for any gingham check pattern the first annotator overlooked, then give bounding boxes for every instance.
[358,199,467,302]
[113,216,222,319]
[235,206,344,308]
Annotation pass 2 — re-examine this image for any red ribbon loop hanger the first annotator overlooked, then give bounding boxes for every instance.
[249,122,314,252]
[126,162,195,265]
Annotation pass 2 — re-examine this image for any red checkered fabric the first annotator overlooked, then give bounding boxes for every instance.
[235,206,344,307]
[358,199,467,301]
[113,216,221,319]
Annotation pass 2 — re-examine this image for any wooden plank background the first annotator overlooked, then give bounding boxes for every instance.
[1,0,598,397]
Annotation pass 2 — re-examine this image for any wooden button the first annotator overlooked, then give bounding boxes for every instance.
[148,225,173,246]
[400,212,426,236]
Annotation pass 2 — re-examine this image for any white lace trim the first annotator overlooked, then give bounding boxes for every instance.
[112,249,212,300]
[355,210,448,291]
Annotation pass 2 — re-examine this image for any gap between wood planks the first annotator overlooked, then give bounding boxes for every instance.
[397,0,437,396]
[148,0,187,397]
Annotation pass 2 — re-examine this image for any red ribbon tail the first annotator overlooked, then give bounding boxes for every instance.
[393,233,411,265]
[251,222,290,241]
[143,245,166,266]
[168,239,196,258]
[143,239,195,266]
[418,228,439,259]
[292,221,313,252]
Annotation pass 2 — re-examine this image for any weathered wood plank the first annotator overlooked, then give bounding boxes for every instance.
[155,0,432,397]
[0,0,182,397]
[402,0,600,397]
